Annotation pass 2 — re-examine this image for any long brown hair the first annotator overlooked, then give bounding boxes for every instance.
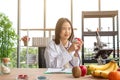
[54,18,74,45]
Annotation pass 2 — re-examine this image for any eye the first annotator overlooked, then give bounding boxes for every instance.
[61,27,66,30]
[68,27,71,30]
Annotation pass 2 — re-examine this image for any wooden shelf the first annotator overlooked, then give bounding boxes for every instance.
[20,28,77,31]
[83,31,118,36]
[82,10,119,65]
[20,28,55,31]
[82,10,118,18]
[83,59,110,63]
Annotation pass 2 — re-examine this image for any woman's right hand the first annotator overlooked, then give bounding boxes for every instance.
[68,40,82,53]
[68,42,79,53]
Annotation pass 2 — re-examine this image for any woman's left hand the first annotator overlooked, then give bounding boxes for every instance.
[75,38,83,51]
[74,38,83,57]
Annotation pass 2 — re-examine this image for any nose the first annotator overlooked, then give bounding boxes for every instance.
[65,28,70,33]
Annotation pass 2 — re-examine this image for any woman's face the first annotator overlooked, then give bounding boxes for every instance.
[60,21,72,41]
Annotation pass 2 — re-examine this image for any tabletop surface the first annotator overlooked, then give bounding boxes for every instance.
[0,68,108,80]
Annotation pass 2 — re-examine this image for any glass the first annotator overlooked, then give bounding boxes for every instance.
[1,58,11,74]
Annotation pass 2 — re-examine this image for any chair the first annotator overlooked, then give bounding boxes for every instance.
[38,47,46,68]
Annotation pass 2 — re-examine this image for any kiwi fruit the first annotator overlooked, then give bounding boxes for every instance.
[72,66,81,78]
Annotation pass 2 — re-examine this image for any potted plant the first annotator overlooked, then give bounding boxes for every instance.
[21,35,30,46]
[0,12,18,66]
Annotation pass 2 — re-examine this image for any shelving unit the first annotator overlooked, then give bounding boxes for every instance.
[81,10,119,64]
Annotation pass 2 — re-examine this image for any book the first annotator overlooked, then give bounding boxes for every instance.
[44,68,72,74]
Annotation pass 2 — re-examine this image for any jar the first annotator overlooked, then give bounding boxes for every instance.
[1,58,11,74]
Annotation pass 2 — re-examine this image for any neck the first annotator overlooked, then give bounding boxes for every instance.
[61,39,68,46]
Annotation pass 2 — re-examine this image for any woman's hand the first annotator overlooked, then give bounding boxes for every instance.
[76,38,83,51]
[68,38,83,53]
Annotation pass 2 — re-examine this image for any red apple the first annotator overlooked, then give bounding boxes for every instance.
[75,38,81,41]
[79,65,87,76]
[74,38,81,50]
[117,68,120,71]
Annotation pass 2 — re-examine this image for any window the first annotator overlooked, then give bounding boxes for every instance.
[0,0,120,68]
[73,0,98,37]
[20,0,44,29]
[0,0,18,68]
[46,0,71,28]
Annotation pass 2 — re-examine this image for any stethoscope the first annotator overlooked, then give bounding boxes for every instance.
[65,40,81,67]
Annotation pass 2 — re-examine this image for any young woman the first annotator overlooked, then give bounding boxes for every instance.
[44,18,83,68]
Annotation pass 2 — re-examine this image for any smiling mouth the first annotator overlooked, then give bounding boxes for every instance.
[65,34,69,37]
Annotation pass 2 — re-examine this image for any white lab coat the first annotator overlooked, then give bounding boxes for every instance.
[44,40,80,68]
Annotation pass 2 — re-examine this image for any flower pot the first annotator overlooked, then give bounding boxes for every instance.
[21,36,30,46]
[2,58,10,64]
[24,42,28,46]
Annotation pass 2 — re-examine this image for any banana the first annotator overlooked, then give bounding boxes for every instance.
[91,62,113,78]
[87,64,96,71]
[88,60,113,71]
[91,61,113,77]
[100,71,110,78]
[92,69,102,77]
[91,60,118,78]
[113,62,119,71]
[100,61,117,78]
